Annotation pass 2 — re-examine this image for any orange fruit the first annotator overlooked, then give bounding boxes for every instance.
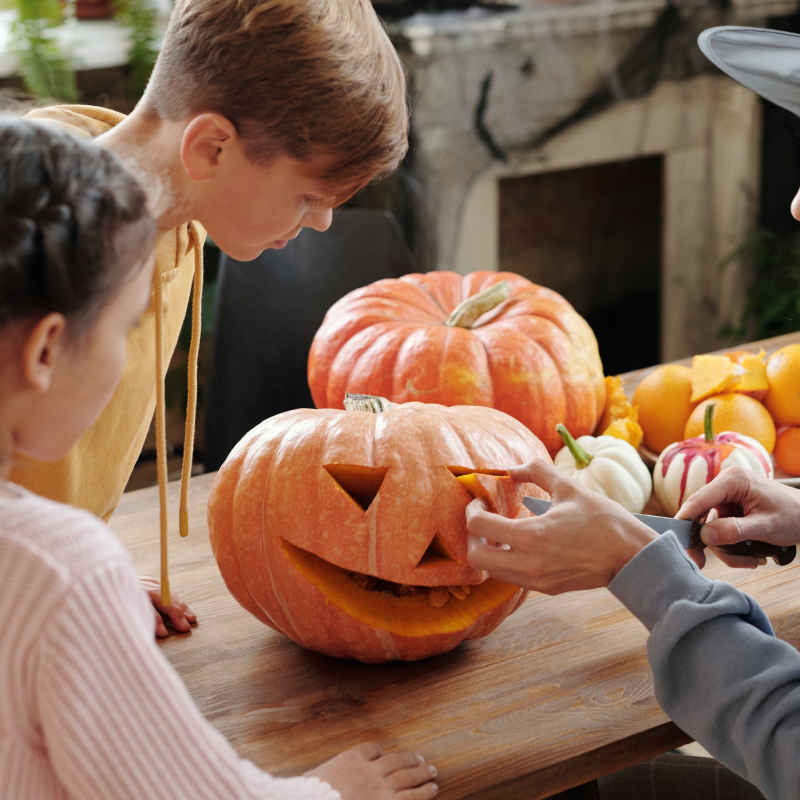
[633,364,698,453]
[765,344,800,426]
[684,393,777,453]
[774,427,800,476]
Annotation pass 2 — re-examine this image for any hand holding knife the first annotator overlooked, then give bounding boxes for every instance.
[522,497,797,567]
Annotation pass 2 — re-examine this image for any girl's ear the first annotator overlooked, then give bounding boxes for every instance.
[22,313,68,393]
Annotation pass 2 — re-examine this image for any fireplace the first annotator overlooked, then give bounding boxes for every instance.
[499,156,662,374]
[371,0,796,366]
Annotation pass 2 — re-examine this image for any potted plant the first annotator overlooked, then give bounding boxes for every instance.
[10,0,159,103]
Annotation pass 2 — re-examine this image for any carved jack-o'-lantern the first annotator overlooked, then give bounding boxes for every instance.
[208,398,551,662]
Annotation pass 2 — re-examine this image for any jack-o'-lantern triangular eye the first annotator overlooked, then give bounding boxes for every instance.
[323,464,389,512]
[416,532,460,567]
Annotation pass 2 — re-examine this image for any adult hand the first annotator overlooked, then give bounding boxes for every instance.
[677,466,800,569]
[139,576,198,638]
[466,459,657,594]
[306,742,437,800]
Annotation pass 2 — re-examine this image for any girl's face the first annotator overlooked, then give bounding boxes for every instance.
[12,253,155,463]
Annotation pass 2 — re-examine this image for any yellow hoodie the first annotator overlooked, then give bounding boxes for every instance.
[12,105,205,604]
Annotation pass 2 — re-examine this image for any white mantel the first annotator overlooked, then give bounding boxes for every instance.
[387,0,798,360]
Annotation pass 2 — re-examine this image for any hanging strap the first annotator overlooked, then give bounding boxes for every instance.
[154,262,171,607]
[156,221,204,607]
[179,221,204,539]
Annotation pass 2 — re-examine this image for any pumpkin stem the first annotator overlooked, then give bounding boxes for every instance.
[344,393,394,413]
[445,280,512,329]
[704,403,716,444]
[556,423,593,469]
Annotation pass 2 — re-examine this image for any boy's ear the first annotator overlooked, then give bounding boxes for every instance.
[22,313,68,393]
[180,113,240,181]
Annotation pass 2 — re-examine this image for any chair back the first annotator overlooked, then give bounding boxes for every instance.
[205,209,417,471]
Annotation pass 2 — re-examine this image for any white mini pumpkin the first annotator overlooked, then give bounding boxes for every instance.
[554,424,652,514]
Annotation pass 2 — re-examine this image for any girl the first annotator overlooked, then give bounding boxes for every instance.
[0,117,437,800]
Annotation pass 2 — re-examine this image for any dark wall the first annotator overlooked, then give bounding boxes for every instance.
[761,13,800,235]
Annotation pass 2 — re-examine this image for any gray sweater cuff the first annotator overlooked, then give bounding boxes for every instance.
[608,532,715,631]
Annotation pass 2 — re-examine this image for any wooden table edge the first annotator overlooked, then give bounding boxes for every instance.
[464,723,691,800]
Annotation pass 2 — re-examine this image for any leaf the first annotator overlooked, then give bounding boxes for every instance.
[719,227,800,342]
[10,13,78,102]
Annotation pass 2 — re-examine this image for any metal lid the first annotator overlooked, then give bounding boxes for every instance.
[699,26,800,117]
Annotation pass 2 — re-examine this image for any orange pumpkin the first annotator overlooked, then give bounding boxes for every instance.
[208,398,550,663]
[307,271,605,456]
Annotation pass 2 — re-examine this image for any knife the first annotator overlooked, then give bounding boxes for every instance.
[522,497,796,566]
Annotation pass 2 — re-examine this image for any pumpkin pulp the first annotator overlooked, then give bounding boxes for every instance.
[280,538,520,637]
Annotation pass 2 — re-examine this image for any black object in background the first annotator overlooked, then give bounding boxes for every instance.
[205,209,418,472]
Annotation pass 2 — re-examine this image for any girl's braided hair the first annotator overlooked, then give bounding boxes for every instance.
[0,117,156,336]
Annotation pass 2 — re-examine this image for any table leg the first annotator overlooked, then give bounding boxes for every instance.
[545,780,600,800]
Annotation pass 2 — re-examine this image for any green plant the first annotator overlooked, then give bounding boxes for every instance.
[114,0,158,100]
[10,0,78,101]
[11,0,158,104]
[720,228,800,341]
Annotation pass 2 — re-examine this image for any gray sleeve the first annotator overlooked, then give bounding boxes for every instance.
[609,533,800,800]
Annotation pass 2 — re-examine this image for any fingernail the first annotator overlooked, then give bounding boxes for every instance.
[416,754,425,765]
[429,765,438,777]
[430,784,438,795]
[700,524,718,545]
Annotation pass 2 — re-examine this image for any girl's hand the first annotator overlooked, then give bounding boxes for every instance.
[139,576,197,638]
[677,466,800,569]
[466,459,657,594]
[306,742,437,800]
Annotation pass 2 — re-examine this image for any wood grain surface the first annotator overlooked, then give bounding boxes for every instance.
[110,333,800,800]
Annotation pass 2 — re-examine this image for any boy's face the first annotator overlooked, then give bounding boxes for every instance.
[193,149,338,262]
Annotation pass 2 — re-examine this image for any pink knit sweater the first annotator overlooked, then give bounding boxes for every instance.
[0,483,341,800]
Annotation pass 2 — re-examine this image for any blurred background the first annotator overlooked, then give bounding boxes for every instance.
[2,0,798,482]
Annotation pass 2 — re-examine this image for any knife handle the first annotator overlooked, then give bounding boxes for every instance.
[716,541,797,566]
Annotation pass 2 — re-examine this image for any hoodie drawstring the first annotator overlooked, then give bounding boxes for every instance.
[180,222,204,538]
[154,259,170,607]
[157,221,204,607]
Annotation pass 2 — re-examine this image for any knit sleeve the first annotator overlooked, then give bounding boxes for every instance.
[34,555,341,800]
[609,533,800,800]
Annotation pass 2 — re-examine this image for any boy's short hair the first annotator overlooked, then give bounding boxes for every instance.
[143,0,408,199]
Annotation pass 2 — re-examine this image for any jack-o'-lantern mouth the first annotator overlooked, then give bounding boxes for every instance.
[280,539,521,637]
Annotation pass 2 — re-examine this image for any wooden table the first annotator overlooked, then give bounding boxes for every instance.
[110,332,800,800]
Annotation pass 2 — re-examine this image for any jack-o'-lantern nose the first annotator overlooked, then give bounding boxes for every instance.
[417,532,460,567]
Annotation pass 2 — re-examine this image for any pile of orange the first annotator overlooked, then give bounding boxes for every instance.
[632,343,800,476]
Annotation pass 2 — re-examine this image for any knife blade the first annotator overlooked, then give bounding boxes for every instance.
[522,497,796,566]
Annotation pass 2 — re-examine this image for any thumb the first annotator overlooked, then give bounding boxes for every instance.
[700,515,769,547]
[508,458,562,496]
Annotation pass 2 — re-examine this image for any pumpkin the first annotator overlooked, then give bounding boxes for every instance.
[726,350,769,399]
[207,397,551,663]
[654,404,774,516]
[595,375,644,450]
[307,271,606,457]
[553,424,652,514]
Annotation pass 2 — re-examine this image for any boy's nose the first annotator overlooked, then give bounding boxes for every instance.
[306,206,333,233]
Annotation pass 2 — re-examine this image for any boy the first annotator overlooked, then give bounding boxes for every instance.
[14,0,408,619]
